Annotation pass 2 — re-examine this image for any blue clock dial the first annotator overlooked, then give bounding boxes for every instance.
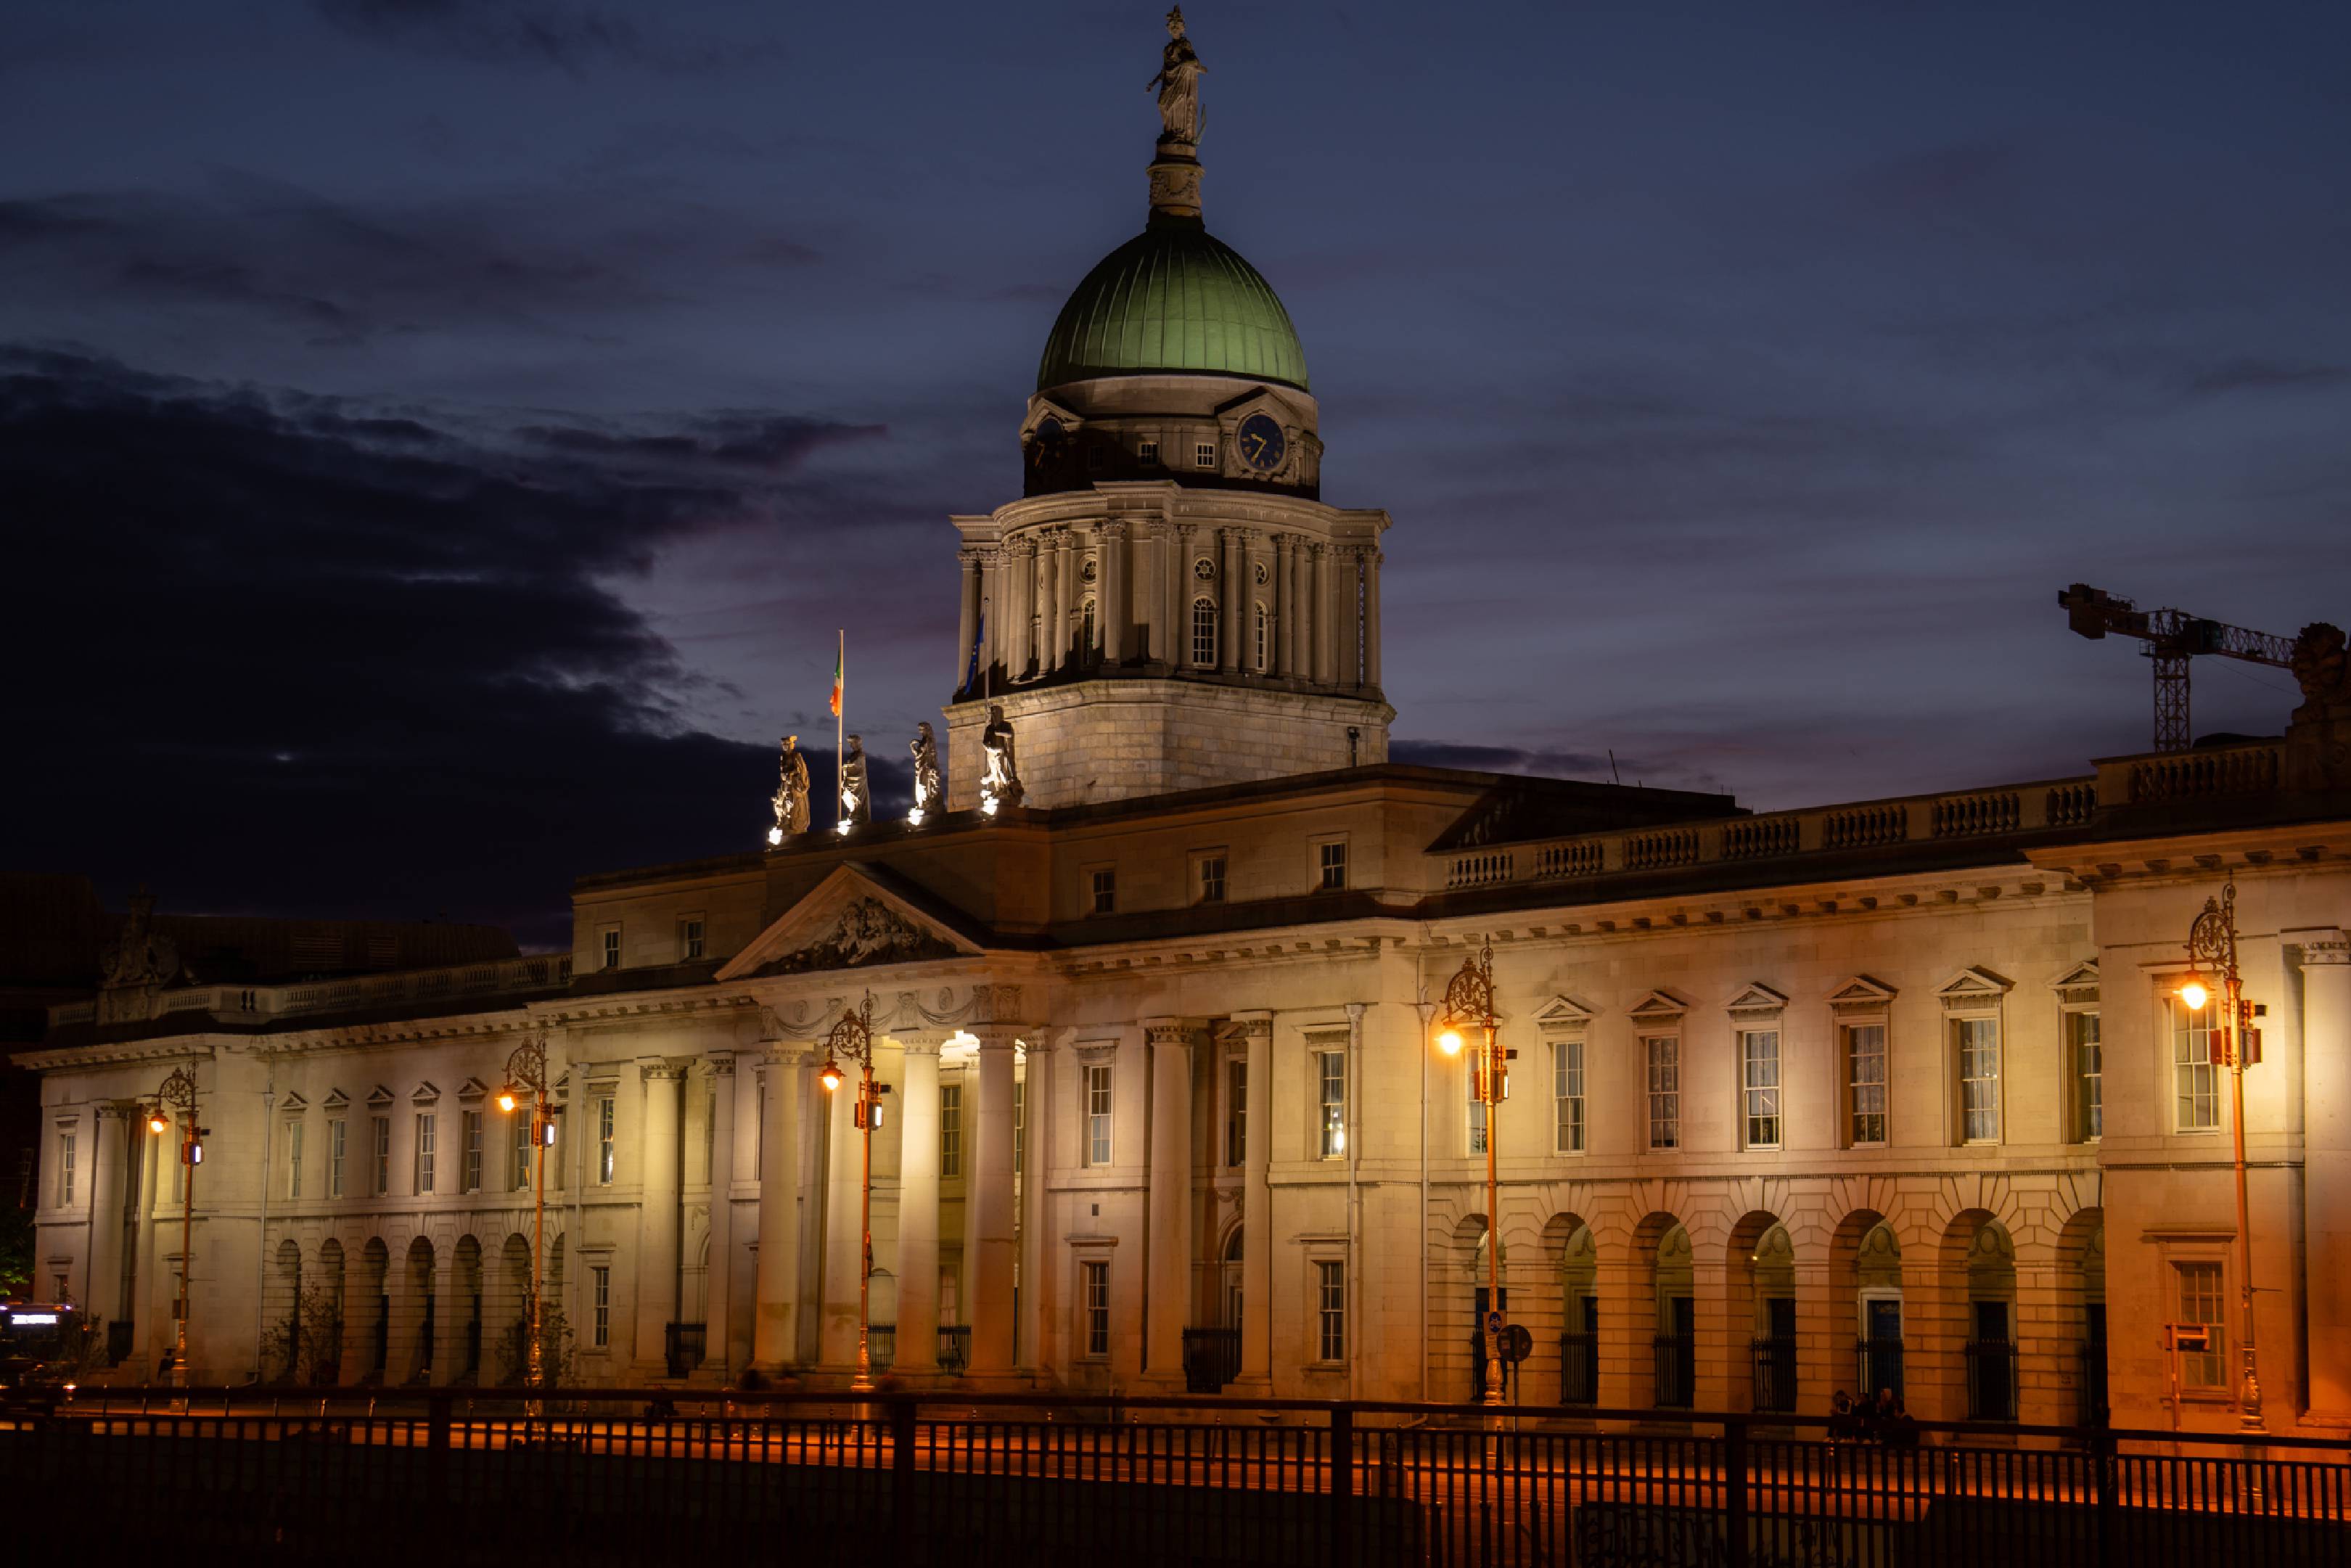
[1236,413,1287,472]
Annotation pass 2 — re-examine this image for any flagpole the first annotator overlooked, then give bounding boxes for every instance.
[835,628,845,830]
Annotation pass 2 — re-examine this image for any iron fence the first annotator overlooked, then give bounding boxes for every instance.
[1966,1338,2018,1423]
[6,1386,2348,1567]
[1183,1327,1242,1392]
[1855,1336,1904,1405]
[1559,1331,1599,1406]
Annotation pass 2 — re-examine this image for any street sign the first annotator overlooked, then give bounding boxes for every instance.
[1501,1324,1535,1364]
[1485,1310,1506,1337]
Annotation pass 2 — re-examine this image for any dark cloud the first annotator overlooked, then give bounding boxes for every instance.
[2186,359,2351,397]
[0,346,885,945]
[311,0,759,75]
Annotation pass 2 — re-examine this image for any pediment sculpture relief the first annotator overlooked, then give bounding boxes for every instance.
[760,898,958,975]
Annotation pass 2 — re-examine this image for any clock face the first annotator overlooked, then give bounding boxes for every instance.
[1236,413,1287,472]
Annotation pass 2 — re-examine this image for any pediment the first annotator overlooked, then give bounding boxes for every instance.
[1628,989,1689,1023]
[1213,385,1309,425]
[1019,397,1085,443]
[715,863,982,982]
[2052,959,2099,1003]
[279,1091,308,1112]
[1726,982,1789,1016]
[322,1088,349,1109]
[411,1081,439,1105]
[1532,994,1600,1028]
[1827,975,1897,1011]
[456,1077,489,1101]
[1937,966,2014,1009]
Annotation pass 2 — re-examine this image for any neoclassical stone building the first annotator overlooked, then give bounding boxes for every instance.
[20,31,2351,1440]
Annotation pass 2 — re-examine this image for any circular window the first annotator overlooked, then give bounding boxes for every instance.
[1080,557,1099,583]
[1253,561,1270,586]
[1193,557,1215,581]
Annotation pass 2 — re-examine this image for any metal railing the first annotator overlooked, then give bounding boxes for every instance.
[1750,1335,1797,1414]
[1652,1333,1695,1409]
[1558,1331,1598,1406]
[11,1386,2349,1568]
[1855,1335,1904,1404]
[864,1324,969,1375]
[1182,1326,1242,1392]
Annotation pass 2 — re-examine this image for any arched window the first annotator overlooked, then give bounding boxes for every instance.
[1080,598,1098,657]
[1191,597,1218,667]
[1254,602,1270,671]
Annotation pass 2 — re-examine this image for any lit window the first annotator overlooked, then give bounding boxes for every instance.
[1197,854,1226,904]
[56,1130,75,1207]
[1090,867,1116,915]
[1316,1049,1345,1159]
[1138,440,1159,465]
[512,1114,533,1190]
[1085,1064,1113,1166]
[1845,1024,1887,1146]
[371,1115,391,1196]
[1082,1260,1110,1357]
[287,1120,305,1200]
[2175,1260,2225,1388]
[1195,441,1217,468]
[2068,1011,2103,1141]
[596,1095,616,1184]
[1226,1059,1247,1167]
[1741,1030,1781,1149]
[1645,1035,1680,1150]
[462,1109,483,1193]
[940,1081,963,1178]
[1191,597,1218,667]
[591,1265,611,1348]
[2171,998,2219,1132]
[681,918,705,961]
[328,1119,346,1199]
[1956,1018,2001,1143]
[601,927,620,971]
[1318,841,1348,892]
[1553,1037,1585,1154]
[413,1112,436,1195]
[1317,1259,1346,1362]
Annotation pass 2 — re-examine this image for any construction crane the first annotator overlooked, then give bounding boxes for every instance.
[2058,583,2301,753]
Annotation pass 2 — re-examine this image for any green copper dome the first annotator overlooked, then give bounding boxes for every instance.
[1037,222,1309,393]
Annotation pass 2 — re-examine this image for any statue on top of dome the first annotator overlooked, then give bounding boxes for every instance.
[1149,8,1204,146]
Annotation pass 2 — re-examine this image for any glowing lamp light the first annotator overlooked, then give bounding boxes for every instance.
[540,1121,557,1147]
[907,808,925,826]
[147,1114,169,1135]
[1437,1028,1465,1056]
[981,798,1000,817]
[496,1090,518,1114]
[835,820,853,836]
[766,827,783,847]
[2180,979,2211,1012]
[819,1059,844,1093]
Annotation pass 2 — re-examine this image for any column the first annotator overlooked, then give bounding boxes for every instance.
[1271,536,1292,678]
[1017,1040,1053,1370]
[966,1029,1019,1376]
[1364,547,1383,689]
[1143,1019,1197,1385]
[1057,536,1078,671]
[705,1055,737,1378]
[1158,525,1181,665]
[2302,932,2351,1413]
[955,551,980,694]
[135,1115,163,1375]
[633,1059,685,1369]
[86,1104,127,1326]
[1140,522,1166,664]
[1174,528,1199,670]
[1338,546,1363,689]
[752,1046,805,1368]
[1102,522,1129,665]
[1236,1014,1273,1391]
[977,549,1001,690]
[896,1038,943,1374]
[818,1062,862,1367]
[1220,530,1242,673]
[1038,531,1062,675]
[1311,543,1334,685]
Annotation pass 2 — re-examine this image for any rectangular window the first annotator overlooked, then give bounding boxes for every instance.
[596,1095,616,1185]
[591,1265,611,1348]
[512,1112,533,1190]
[287,1120,305,1200]
[1195,441,1217,468]
[371,1115,391,1196]
[1741,1029,1781,1149]
[1089,868,1116,916]
[462,1109,483,1192]
[1316,1048,1346,1159]
[1197,854,1226,904]
[1468,1057,1489,1156]
[1845,1023,1888,1146]
[1082,1260,1110,1357]
[2175,1260,2225,1389]
[57,1130,75,1207]
[2171,999,2220,1132]
[2068,1011,2103,1141]
[1552,1037,1585,1154]
[681,917,705,961]
[940,1081,964,1178]
[329,1120,346,1199]
[1226,1059,1247,1167]
[1137,439,1159,465]
[1317,840,1348,891]
[1645,1035,1681,1150]
[1085,1063,1113,1166]
[600,926,620,971]
[1956,1018,2001,1143]
[1317,1259,1346,1362]
[413,1112,436,1195]
[1013,1078,1025,1173]
[1191,599,1218,667]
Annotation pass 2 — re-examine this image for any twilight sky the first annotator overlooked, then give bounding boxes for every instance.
[4,0,2348,948]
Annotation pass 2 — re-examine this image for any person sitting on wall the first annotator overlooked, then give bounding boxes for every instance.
[1882,1397,1921,1449]
[1827,1390,1860,1445]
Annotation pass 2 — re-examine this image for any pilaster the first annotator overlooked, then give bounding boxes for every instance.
[1141,1017,1200,1388]
[896,1036,943,1375]
[2299,930,2351,1414]
[752,1044,808,1370]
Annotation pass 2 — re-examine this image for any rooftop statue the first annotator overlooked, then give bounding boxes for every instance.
[980,705,1024,813]
[840,734,871,828]
[1149,7,1204,145]
[910,721,942,819]
[769,734,811,845]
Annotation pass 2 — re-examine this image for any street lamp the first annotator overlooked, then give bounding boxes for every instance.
[2181,879,2267,1432]
[1438,940,1507,1408]
[818,992,887,1392]
[496,1030,561,1395]
[140,1065,202,1388]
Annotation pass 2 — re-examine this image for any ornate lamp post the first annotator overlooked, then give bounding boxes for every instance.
[2180,879,2266,1432]
[1436,941,1507,1408]
[141,1066,202,1388]
[818,992,887,1392]
[496,1030,560,1392]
